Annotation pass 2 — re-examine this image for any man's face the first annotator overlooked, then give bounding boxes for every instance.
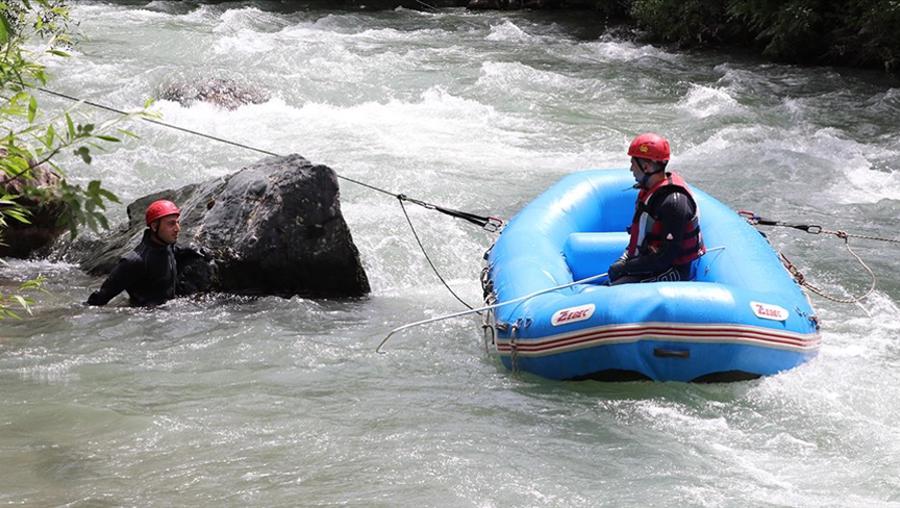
[153,214,180,245]
[630,157,645,183]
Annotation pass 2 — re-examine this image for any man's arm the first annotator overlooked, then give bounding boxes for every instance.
[85,257,140,306]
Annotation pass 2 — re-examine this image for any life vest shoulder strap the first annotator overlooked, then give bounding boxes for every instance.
[637,172,697,219]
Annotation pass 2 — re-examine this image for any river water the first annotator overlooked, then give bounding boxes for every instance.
[2,1,900,505]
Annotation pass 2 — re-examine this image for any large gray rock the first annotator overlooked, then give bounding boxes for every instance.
[75,154,370,298]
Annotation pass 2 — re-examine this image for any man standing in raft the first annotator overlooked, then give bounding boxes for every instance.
[86,200,184,306]
[607,133,706,285]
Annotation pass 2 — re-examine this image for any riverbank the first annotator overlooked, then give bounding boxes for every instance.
[230,0,900,74]
[512,1,897,74]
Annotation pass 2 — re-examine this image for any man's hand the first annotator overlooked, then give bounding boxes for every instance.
[608,259,627,282]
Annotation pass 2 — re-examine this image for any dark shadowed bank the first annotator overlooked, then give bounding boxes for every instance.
[178,0,900,73]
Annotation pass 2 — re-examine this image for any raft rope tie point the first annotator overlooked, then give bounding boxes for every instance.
[739,210,893,304]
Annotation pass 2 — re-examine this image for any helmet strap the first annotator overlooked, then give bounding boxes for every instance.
[640,171,652,189]
[148,222,165,246]
[635,158,663,189]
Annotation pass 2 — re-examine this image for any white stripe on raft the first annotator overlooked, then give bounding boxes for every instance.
[494,322,820,357]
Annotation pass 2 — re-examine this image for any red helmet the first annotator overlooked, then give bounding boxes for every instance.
[145,199,181,225]
[628,133,670,162]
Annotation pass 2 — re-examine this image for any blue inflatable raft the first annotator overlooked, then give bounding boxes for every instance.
[481,169,820,382]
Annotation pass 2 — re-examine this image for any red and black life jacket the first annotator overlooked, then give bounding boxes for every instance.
[626,172,705,265]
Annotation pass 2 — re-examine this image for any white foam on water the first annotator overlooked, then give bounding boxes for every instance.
[0,258,78,275]
[477,60,588,92]
[485,19,533,42]
[213,28,280,54]
[806,129,900,204]
[681,122,900,205]
[212,6,284,34]
[237,87,534,172]
[678,84,745,118]
[70,2,195,25]
[583,39,682,64]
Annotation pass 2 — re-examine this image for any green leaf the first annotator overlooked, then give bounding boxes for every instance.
[96,135,120,142]
[4,209,32,224]
[65,112,75,139]
[48,49,69,57]
[74,146,92,164]
[27,96,37,123]
[2,308,21,320]
[34,68,47,86]
[20,277,45,291]
[12,295,32,314]
[0,12,9,45]
[44,124,56,146]
[98,189,120,203]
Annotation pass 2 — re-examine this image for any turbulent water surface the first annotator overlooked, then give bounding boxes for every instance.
[3,1,900,505]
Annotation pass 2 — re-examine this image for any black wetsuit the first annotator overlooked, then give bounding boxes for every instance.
[86,230,178,306]
[613,188,698,283]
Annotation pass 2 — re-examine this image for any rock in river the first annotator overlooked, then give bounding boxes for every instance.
[74,154,370,299]
[159,77,269,110]
[0,163,67,259]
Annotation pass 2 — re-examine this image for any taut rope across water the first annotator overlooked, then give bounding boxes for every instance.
[37,87,503,308]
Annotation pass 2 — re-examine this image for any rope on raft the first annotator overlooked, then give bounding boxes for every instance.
[739,210,896,304]
[375,271,609,353]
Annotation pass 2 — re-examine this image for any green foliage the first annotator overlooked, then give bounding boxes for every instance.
[831,1,900,71]
[630,0,732,46]
[1,1,148,319]
[589,0,632,20]
[0,273,45,319]
[727,0,826,61]
[626,0,900,71]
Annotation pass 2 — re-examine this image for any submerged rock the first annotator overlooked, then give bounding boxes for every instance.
[73,154,370,299]
[159,77,270,110]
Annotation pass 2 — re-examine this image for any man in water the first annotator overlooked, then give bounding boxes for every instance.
[607,133,706,284]
[86,199,184,306]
